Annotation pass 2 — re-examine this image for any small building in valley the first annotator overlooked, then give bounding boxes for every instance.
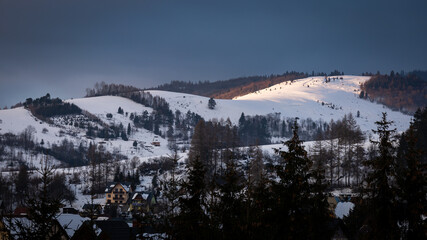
[105,182,133,204]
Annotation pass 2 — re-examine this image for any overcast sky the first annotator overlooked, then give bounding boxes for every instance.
[1,0,426,107]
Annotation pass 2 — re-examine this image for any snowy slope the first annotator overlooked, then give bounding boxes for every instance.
[0,96,170,165]
[0,107,77,145]
[0,75,412,167]
[0,79,414,210]
[147,75,411,133]
[67,96,170,157]
[67,96,152,122]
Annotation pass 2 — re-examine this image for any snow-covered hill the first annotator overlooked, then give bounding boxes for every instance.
[0,96,170,168]
[0,75,412,166]
[0,75,414,211]
[147,75,411,133]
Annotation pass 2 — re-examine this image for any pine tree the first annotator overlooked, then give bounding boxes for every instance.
[188,119,212,173]
[245,145,272,240]
[218,159,244,240]
[361,112,400,239]
[173,156,209,239]
[311,131,328,175]
[248,145,264,189]
[272,120,331,239]
[161,149,182,234]
[8,156,62,239]
[398,124,426,239]
[411,108,427,164]
[127,123,131,136]
[308,159,332,239]
[238,113,247,145]
[15,164,29,205]
[208,97,216,109]
[121,131,128,141]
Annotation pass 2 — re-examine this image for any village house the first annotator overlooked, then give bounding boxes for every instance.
[129,192,144,213]
[105,182,133,204]
[151,136,161,146]
[128,191,159,214]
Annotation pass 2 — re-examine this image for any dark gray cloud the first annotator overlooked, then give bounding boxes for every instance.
[1,0,426,107]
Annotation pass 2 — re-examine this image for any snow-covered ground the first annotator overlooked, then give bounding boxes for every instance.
[335,202,355,219]
[0,75,411,158]
[0,107,78,146]
[0,97,170,166]
[147,75,411,133]
[68,96,170,158]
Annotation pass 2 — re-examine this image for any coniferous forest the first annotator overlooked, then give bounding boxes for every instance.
[150,110,426,240]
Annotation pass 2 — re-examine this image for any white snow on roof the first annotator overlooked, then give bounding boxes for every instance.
[132,193,140,200]
[121,183,130,192]
[57,214,90,238]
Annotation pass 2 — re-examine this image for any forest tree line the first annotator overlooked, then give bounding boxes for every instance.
[360,71,427,114]
[154,72,308,99]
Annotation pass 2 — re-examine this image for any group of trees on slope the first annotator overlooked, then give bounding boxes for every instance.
[22,94,82,121]
[0,127,89,167]
[85,82,140,97]
[360,71,427,114]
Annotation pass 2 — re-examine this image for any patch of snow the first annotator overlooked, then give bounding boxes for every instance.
[335,202,355,219]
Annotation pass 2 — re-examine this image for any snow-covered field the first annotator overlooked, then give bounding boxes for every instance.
[68,96,170,158]
[0,97,170,166]
[147,75,411,133]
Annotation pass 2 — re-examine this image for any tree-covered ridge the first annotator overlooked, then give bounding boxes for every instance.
[153,71,307,99]
[23,93,82,120]
[85,82,141,97]
[360,71,427,114]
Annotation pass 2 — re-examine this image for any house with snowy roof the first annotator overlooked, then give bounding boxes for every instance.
[128,191,159,214]
[105,182,133,204]
[57,214,90,239]
[129,192,145,213]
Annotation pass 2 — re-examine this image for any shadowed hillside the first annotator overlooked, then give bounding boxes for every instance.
[360,71,427,114]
